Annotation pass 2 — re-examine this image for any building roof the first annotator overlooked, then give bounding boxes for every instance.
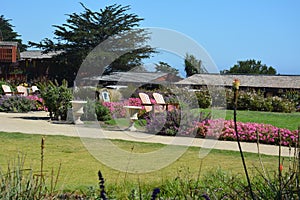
[0,41,18,46]
[20,50,63,59]
[89,72,180,84]
[176,74,300,89]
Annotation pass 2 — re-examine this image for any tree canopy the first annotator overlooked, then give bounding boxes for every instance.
[155,61,179,76]
[29,3,155,83]
[0,15,27,51]
[221,59,277,75]
[184,54,207,77]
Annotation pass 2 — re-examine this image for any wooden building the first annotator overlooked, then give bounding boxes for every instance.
[0,41,24,81]
[19,50,62,82]
[0,41,18,63]
[176,74,300,96]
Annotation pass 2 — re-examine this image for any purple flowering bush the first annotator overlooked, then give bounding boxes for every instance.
[146,110,181,136]
[193,119,299,147]
[0,95,47,112]
[146,110,211,136]
[0,96,35,112]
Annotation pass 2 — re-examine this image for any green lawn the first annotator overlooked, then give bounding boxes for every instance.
[0,131,283,193]
[200,109,300,130]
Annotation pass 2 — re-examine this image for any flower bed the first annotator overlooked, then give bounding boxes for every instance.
[25,95,47,111]
[0,95,47,112]
[193,119,299,147]
[102,98,156,118]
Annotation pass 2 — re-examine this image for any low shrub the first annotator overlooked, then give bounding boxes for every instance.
[82,100,112,121]
[195,90,211,109]
[102,101,127,118]
[270,96,296,113]
[145,110,211,136]
[0,96,35,112]
[281,90,300,105]
[146,110,180,136]
[26,95,47,111]
[102,97,149,119]
[226,89,296,113]
[38,80,72,120]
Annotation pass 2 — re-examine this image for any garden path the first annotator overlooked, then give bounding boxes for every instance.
[0,111,295,157]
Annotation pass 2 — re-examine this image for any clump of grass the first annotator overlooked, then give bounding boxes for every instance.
[0,154,41,199]
[252,125,300,199]
[0,137,62,199]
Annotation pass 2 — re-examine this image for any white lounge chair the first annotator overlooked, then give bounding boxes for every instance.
[2,85,24,96]
[17,85,28,96]
[31,86,40,94]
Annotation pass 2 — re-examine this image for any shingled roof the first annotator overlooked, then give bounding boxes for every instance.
[20,50,63,59]
[89,72,181,84]
[176,74,300,89]
[0,41,18,46]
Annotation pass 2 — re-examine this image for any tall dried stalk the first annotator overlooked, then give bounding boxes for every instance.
[232,79,255,199]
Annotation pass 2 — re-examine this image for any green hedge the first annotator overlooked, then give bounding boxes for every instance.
[226,89,296,113]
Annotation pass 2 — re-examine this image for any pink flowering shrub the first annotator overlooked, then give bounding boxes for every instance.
[102,101,127,118]
[25,95,47,111]
[129,97,156,107]
[128,98,142,106]
[102,98,157,118]
[193,119,299,147]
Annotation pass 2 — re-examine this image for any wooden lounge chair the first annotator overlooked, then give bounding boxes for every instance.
[17,85,28,96]
[138,92,154,112]
[152,92,168,110]
[153,92,179,111]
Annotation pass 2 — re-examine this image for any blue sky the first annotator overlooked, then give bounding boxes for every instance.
[1,0,300,75]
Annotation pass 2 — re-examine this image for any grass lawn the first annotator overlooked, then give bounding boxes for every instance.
[200,109,300,131]
[0,131,284,193]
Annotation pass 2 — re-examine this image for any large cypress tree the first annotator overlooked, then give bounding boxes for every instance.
[29,3,155,83]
